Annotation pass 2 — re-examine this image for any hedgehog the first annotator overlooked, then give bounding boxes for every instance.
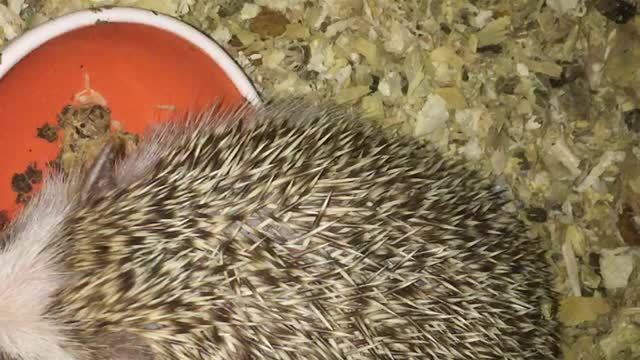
[0,98,558,360]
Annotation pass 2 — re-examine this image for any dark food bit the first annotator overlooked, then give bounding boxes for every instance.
[513,150,531,171]
[56,104,114,174]
[526,207,548,222]
[588,252,602,275]
[596,0,637,24]
[249,8,289,39]
[477,44,503,54]
[462,68,469,81]
[369,74,380,93]
[10,162,44,207]
[11,173,32,194]
[300,44,311,65]
[36,123,59,142]
[440,23,452,34]
[549,63,584,88]
[217,0,244,17]
[57,104,74,126]
[623,108,640,133]
[496,76,519,95]
[229,34,243,47]
[15,193,31,205]
[618,204,640,246]
[299,69,319,80]
[25,163,43,185]
[0,210,8,230]
[400,72,409,95]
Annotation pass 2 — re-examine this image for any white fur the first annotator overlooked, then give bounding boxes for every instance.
[0,99,332,359]
[0,105,246,360]
[0,173,77,360]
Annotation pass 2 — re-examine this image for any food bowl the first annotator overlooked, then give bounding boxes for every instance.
[0,6,261,221]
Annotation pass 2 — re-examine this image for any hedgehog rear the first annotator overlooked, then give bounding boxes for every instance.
[11,99,556,359]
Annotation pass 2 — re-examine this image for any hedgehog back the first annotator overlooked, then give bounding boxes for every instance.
[52,100,557,359]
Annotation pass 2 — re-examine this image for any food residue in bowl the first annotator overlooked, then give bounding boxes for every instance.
[0,210,8,231]
[11,162,42,204]
[2,98,139,219]
[55,103,139,174]
[36,122,58,142]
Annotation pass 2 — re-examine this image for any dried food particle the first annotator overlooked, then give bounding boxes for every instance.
[56,104,113,173]
[36,123,58,142]
[300,44,311,65]
[617,205,640,246]
[229,34,243,47]
[477,44,503,54]
[440,23,451,34]
[25,163,42,185]
[495,76,519,95]
[369,75,380,92]
[623,109,640,133]
[250,56,263,67]
[57,105,74,126]
[400,73,409,95]
[513,150,531,171]
[588,252,602,276]
[526,207,548,222]
[11,173,32,194]
[249,8,289,39]
[217,0,244,17]
[596,0,637,24]
[0,210,8,230]
[462,68,469,81]
[318,20,329,33]
[15,193,31,205]
[300,70,319,80]
[549,64,584,88]
[85,104,111,133]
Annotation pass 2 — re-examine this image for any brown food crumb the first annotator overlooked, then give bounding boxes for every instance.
[53,103,139,175]
[495,76,519,95]
[217,0,243,17]
[11,173,32,194]
[15,193,31,205]
[477,44,503,54]
[25,163,43,185]
[56,104,113,174]
[229,34,243,47]
[36,123,59,142]
[526,207,548,222]
[549,64,584,88]
[9,163,43,206]
[0,210,8,230]
[249,8,289,39]
[596,0,637,24]
[623,109,640,133]
[618,205,640,246]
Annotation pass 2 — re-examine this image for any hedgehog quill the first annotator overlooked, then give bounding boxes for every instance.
[0,98,558,359]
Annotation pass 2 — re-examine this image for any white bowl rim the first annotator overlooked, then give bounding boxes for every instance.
[0,6,261,106]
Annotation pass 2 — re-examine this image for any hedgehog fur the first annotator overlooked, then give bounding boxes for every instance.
[0,98,558,360]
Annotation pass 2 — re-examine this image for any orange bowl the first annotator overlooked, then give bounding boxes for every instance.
[0,7,260,221]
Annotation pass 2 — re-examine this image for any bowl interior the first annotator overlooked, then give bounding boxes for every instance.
[0,21,248,220]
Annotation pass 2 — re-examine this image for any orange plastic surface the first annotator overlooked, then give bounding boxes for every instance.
[0,22,246,219]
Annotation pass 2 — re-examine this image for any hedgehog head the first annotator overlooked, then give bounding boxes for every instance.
[0,173,77,360]
[0,144,152,360]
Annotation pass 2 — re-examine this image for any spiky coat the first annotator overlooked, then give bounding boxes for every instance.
[0,99,557,359]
